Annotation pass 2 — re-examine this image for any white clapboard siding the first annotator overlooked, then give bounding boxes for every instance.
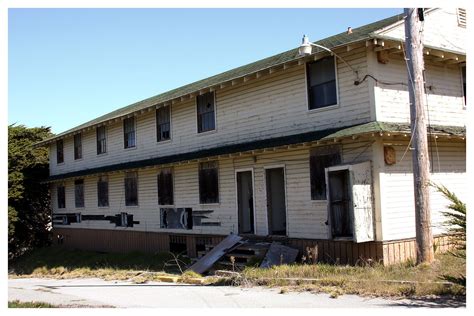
[375,8,466,53]
[49,46,371,176]
[379,139,466,240]
[374,54,465,126]
[51,140,374,239]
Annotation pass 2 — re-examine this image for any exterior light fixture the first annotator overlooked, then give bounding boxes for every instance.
[298,35,359,80]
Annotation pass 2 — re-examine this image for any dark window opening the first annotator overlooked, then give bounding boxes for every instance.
[74,133,82,160]
[57,185,66,209]
[125,172,138,206]
[96,125,107,154]
[197,92,215,133]
[199,161,219,204]
[74,179,84,208]
[160,208,192,229]
[56,140,64,164]
[462,65,466,105]
[123,117,136,148]
[307,56,338,110]
[116,212,133,227]
[97,175,109,207]
[158,168,173,205]
[310,145,342,200]
[156,106,171,141]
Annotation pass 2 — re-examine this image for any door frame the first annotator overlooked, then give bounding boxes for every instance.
[235,168,256,234]
[263,164,288,236]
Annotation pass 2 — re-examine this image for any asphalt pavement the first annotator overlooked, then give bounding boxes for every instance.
[8,277,466,308]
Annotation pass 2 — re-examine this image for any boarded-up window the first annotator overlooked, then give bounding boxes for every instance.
[96,125,107,154]
[97,175,109,207]
[310,145,341,200]
[158,168,173,205]
[199,161,219,204]
[123,117,136,148]
[125,172,138,206]
[57,184,66,209]
[197,92,215,133]
[156,106,171,142]
[74,179,84,208]
[307,56,338,110]
[56,140,64,164]
[74,133,82,160]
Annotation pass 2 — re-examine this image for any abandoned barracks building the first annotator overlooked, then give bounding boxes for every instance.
[35,9,466,265]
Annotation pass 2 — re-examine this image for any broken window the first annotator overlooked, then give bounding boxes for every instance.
[160,208,193,229]
[124,171,138,206]
[116,212,133,227]
[74,179,84,208]
[197,92,215,133]
[307,56,338,110]
[310,145,341,200]
[57,184,66,209]
[199,161,219,204]
[52,213,81,225]
[156,105,171,142]
[74,133,82,160]
[158,168,173,205]
[123,117,136,149]
[97,175,109,207]
[96,125,107,154]
[56,139,64,164]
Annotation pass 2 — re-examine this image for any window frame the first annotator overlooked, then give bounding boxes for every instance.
[156,105,172,142]
[124,171,139,207]
[97,175,109,208]
[309,145,342,201]
[56,139,64,164]
[96,125,107,155]
[57,184,66,209]
[74,179,85,208]
[157,168,174,206]
[305,56,340,112]
[123,117,136,149]
[196,91,217,134]
[74,133,82,160]
[460,64,466,108]
[198,161,220,204]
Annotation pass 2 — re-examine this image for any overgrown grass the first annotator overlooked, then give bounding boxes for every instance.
[9,300,58,308]
[9,246,191,281]
[236,253,465,298]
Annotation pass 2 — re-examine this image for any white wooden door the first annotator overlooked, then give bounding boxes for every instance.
[349,161,374,243]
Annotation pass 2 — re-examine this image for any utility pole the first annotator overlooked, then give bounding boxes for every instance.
[404,8,434,264]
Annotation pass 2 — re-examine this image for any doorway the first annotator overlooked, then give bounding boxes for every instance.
[236,170,255,234]
[265,167,287,236]
[327,169,353,238]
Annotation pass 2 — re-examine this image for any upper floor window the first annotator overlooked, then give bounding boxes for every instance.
[457,8,466,28]
[57,184,66,208]
[157,168,173,205]
[199,161,219,204]
[56,139,64,164]
[74,133,82,160]
[96,125,107,155]
[97,175,109,207]
[124,171,138,206]
[123,117,136,149]
[461,65,466,106]
[310,145,341,200]
[306,56,338,110]
[74,179,84,208]
[156,105,171,142]
[197,92,215,133]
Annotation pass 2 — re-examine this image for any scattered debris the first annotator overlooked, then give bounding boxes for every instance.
[260,243,298,268]
[187,234,243,274]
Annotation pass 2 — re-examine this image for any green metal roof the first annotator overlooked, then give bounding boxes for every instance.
[46,121,465,182]
[36,13,405,146]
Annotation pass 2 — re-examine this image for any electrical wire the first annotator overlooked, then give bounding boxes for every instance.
[355,74,408,87]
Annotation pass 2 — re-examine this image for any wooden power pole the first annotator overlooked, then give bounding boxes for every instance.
[404,8,434,264]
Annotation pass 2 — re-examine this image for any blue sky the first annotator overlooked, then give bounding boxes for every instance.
[8,8,402,134]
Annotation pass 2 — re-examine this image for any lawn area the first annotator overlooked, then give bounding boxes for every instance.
[9,300,58,308]
[9,246,191,282]
[236,253,465,298]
